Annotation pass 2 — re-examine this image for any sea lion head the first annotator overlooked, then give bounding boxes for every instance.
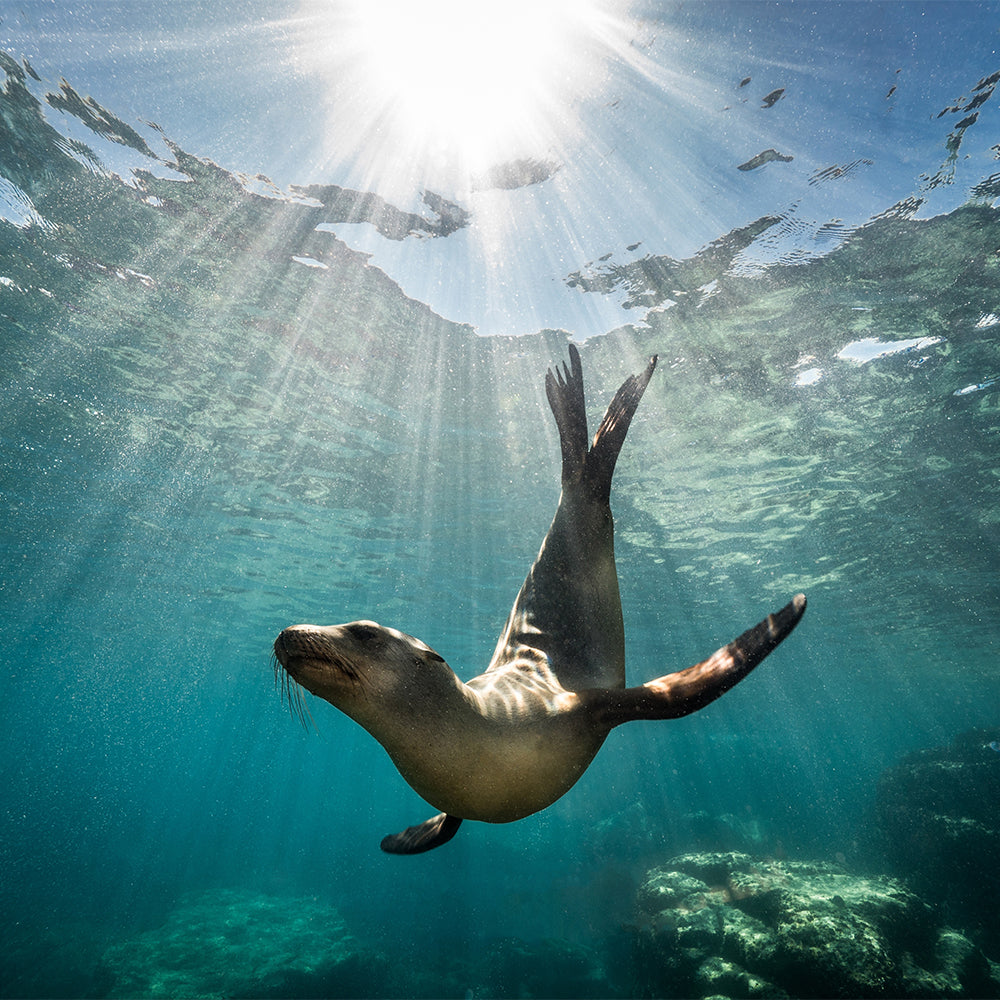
[273,620,452,727]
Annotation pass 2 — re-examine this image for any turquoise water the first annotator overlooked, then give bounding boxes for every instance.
[2,5,1000,997]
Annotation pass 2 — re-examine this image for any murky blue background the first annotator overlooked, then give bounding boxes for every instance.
[1,2,998,996]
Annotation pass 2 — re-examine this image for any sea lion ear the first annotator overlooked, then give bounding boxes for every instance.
[410,638,446,664]
[381,813,462,854]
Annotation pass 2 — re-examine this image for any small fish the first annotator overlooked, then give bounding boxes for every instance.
[987,740,1000,753]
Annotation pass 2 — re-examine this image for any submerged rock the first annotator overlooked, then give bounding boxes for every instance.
[875,727,1000,945]
[99,889,381,999]
[631,852,996,998]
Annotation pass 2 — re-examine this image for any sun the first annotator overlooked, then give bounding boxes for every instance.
[295,0,630,190]
[348,0,582,166]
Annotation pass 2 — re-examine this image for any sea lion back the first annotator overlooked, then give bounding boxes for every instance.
[484,344,657,694]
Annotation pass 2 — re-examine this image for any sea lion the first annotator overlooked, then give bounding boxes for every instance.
[273,345,806,854]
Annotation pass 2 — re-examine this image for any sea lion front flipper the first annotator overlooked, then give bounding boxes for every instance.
[380,813,463,854]
[592,594,807,726]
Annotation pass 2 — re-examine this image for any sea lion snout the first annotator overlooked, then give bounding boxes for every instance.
[273,624,319,662]
[273,624,358,687]
[274,621,387,662]
[274,621,426,685]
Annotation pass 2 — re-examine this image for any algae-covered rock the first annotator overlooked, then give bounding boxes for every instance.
[99,889,379,998]
[632,853,996,999]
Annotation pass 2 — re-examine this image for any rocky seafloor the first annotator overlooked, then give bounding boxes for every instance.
[7,727,999,999]
[93,889,385,999]
[631,852,997,999]
[82,849,999,999]
[875,726,1000,946]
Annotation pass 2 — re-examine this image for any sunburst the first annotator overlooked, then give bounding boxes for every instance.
[294,0,632,192]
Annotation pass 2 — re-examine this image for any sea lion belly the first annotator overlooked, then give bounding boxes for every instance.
[383,694,609,824]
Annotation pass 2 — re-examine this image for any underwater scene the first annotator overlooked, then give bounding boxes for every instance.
[2,1,999,997]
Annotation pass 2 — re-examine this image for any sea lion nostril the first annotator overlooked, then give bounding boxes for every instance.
[274,628,307,662]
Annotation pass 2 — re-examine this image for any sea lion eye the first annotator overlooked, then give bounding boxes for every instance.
[346,623,380,641]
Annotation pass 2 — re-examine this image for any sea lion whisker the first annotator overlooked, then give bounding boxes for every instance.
[332,654,362,686]
[271,652,316,731]
[291,680,317,731]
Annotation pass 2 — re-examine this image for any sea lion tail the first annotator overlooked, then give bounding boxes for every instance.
[545,344,658,500]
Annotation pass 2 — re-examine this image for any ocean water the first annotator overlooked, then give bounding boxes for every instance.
[1,4,999,998]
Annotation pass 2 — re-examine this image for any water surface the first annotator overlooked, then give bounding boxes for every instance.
[1,3,999,996]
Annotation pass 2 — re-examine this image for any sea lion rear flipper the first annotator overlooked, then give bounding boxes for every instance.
[545,344,657,501]
[545,343,589,483]
[585,352,657,502]
[593,594,807,725]
[380,812,463,854]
